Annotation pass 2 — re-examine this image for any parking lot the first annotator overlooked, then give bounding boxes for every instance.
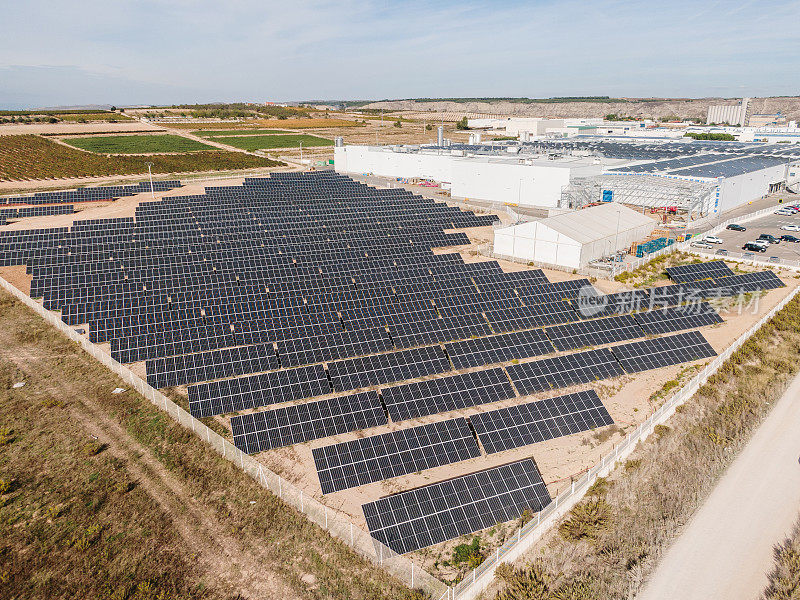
[697,204,800,262]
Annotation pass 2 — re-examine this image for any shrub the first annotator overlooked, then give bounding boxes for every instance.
[453,536,483,567]
[559,498,611,542]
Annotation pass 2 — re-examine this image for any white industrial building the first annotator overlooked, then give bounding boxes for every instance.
[335,138,798,218]
[493,203,656,269]
[334,145,610,211]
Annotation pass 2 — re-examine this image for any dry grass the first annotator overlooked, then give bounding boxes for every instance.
[0,289,421,600]
[762,515,800,600]
[492,293,800,600]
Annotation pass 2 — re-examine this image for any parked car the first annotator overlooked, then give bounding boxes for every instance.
[690,241,713,249]
[726,224,746,231]
[780,224,800,231]
[780,234,800,242]
[743,242,767,252]
[758,233,780,244]
[775,209,794,216]
[703,235,723,244]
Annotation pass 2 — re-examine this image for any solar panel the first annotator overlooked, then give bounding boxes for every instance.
[611,331,717,373]
[444,329,554,370]
[506,348,624,395]
[146,343,278,388]
[381,368,517,422]
[634,302,723,335]
[544,315,644,351]
[312,418,481,494]
[485,301,578,333]
[327,346,451,392]
[710,270,784,293]
[363,459,550,554]
[230,391,387,453]
[666,261,734,284]
[188,364,330,418]
[470,390,614,454]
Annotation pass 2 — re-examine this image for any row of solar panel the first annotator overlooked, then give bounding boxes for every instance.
[227,331,715,459]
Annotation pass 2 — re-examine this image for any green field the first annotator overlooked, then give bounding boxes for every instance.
[214,134,334,151]
[63,134,215,154]
[197,129,288,137]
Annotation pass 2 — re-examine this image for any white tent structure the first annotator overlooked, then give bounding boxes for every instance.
[493,203,657,269]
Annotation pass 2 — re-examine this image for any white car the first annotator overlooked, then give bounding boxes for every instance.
[775,209,794,216]
[702,236,723,244]
[780,224,800,231]
[690,241,713,249]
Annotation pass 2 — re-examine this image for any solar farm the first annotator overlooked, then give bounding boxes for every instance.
[0,170,793,574]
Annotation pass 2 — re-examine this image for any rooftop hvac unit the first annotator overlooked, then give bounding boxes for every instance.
[437,126,444,146]
[334,136,344,147]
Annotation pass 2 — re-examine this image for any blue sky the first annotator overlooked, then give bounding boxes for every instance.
[1,0,798,108]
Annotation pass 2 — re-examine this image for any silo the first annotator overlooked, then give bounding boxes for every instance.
[437,126,444,146]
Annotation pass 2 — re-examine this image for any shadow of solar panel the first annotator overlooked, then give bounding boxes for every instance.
[381,368,517,421]
[470,390,614,454]
[312,418,480,494]
[230,391,387,453]
[187,364,330,418]
[363,459,550,554]
[666,260,734,284]
[444,329,553,370]
[146,343,278,388]
[544,314,644,351]
[611,331,717,373]
[634,302,723,335]
[485,301,578,334]
[506,348,623,395]
[328,346,451,392]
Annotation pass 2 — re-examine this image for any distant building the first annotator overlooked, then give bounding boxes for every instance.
[748,113,787,128]
[706,98,751,126]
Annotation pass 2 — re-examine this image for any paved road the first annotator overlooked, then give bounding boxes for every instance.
[638,372,800,600]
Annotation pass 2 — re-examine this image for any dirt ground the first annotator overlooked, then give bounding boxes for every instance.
[0,121,162,135]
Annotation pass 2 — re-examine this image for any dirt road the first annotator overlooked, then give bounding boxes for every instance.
[637,373,800,600]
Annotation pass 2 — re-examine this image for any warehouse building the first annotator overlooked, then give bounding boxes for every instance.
[335,139,798,217]
[493,203,656,269]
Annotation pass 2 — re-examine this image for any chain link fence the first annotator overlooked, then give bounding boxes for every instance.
[0,276,449,600]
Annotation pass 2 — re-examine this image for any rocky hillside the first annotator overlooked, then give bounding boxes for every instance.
[362,97,800,122]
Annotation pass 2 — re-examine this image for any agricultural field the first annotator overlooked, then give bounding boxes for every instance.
[197,129,288,137]
[215,134,334,151]
[61,134,215,154]
[0,135,282,181]
[164,118,363,130]
[57,113,134,122]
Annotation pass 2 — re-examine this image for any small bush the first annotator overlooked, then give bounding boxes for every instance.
[453,536,483,567]
[559,498,611,542]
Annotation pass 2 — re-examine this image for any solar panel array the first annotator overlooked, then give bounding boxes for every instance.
[230,391,387,453]
[470,390,614,454]
[381,368,517,422]
[363,459,550,554]
[312,418,481,494]
[611,331,717,373]
[634,302,724,335]
[666,260,735,283]
[507,348,624,395]
[0,180,181,205]
[0,170,786,554]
